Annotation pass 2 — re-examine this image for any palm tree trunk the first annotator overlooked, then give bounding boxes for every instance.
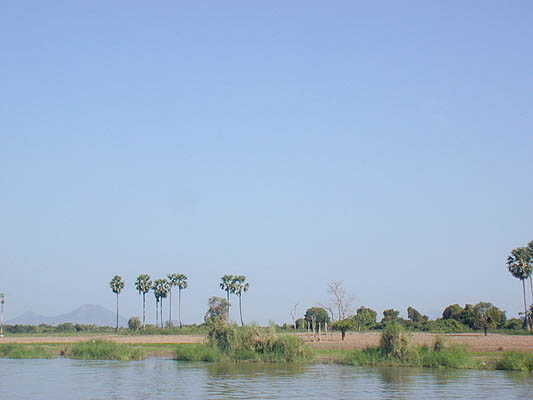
[178,288,182,328]
[155,299,159,328]
[239,294,244,327]
[142,293,146,329]
[529,277,533,308]
[169,289,172,329]
[116,293,119,332]
[523,280,530,331]
[161,299,164,328]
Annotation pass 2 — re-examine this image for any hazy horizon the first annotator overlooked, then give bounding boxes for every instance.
[1,2,532,325]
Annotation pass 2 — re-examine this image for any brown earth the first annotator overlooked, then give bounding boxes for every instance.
[2,332,532,353]
[301,332,533,353]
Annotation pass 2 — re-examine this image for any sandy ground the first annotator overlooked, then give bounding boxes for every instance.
[1,332,532,353]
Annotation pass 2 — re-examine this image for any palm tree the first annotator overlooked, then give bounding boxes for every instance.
[527,241,533,300]
[153,285,160,328]
[220,275,234,314]
[109,275,125,332]
[154,279,169,328]
[230,275,249,326]
[135,274,152,329]
[507,247,532,330]
[168,274,188,328]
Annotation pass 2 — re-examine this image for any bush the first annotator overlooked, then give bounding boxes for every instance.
[128,317,141,331]
[379,323,410,359]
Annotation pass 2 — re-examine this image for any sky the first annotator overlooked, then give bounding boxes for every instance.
[1,1,532,325]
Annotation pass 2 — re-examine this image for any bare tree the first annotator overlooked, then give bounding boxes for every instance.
[290,303,299,329]
[323,281,356,321]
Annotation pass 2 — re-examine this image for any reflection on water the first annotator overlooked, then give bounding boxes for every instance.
[0,358,531,399]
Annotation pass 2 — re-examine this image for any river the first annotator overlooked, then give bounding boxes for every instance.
[0,358,531,399]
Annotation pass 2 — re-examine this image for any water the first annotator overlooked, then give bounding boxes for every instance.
[0,358,531,399]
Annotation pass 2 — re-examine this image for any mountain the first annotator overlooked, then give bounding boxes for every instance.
[6,304,128,327]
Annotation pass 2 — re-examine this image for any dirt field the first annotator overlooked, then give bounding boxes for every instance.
[1,332,532,353]
[301,332,533,353]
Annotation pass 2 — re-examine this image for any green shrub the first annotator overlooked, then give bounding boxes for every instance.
[174,344,225,362]
[128,317,141,331]
[379,323,410,359]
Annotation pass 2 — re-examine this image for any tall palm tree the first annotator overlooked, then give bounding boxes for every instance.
[168,274,188,328]
[153,285,160,328]
[135,274,152,329]
[109,275,125,332]
[230,275,249,327]
[507,247,532,330]
[527,241,533,300]
[220,275,234,314]
[154,279,169,328]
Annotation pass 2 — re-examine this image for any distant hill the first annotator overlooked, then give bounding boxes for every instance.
[6,304,128,327]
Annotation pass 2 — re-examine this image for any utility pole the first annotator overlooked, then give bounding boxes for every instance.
[0,293,5,337]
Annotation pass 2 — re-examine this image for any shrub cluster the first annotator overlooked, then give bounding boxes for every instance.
[175,322,312,363]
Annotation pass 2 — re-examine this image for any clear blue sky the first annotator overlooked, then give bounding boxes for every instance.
[1,1,532,324]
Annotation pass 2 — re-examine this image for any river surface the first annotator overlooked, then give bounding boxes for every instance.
[0,358,532,399]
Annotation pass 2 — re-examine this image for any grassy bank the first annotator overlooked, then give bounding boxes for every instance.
[174,323,313,363]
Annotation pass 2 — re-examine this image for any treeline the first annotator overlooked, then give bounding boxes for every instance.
[291,302,525,334]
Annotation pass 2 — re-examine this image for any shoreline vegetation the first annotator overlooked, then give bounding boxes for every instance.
[0,324,532,372]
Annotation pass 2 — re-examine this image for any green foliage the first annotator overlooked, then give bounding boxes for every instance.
[135,274,152,295]
[505,318,525,330]
[109,275,125,294]
[205,296,230,324]
[332,318,356,333]
[442,304,463,321]
[355,306,377,329]
[0,344,54,359]
[341,344,475,369]
[190,321,312,362]
[304,307,330,325]
[56,322,75,332]
[473,302,506,330]
[379,323,410,359]
[496,351,533,372]
[70,340,146,361]
[407,307,428,323]
[295,318,306,329]
[128,317,141,331]
[381,309,400,323]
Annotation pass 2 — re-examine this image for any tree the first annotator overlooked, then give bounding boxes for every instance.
[304,307,330,331]
[154,279,169,328]
[128,317,141,331]
[407,307,428,323]
[473,302,506,331]
[169,274,187,328]
[230,275,249,326]
[219,274,234,313]
[153,284,160,328]
[109,275,124,332]
[168,273,188,328]
[507,247,532,330]
[355,306,377,330]
[324,281,355,321]
[442,304,463,321]
[332,318,356,340]
[135,274,152,329]
[290,303,299,330]
[382,309,400,323]
[205,296,230,324]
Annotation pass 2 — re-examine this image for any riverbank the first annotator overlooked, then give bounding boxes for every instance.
[2,332,531,353]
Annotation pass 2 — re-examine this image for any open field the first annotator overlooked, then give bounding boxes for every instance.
[2,332,532,353]
[302,332,533,353]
